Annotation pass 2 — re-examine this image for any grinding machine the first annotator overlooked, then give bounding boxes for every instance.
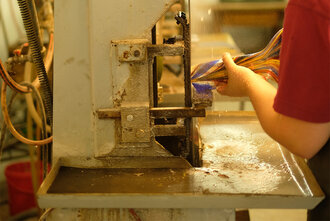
[37,1,324,220]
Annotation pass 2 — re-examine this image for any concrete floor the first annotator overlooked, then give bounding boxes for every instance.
[0,203,38,221]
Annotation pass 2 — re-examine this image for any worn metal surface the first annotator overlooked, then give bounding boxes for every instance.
[48,167,235,194]
[150,107,205,118]
[147,44,184,57]
[174,11,194,165]
[107,141,173,157]
[53,0,177,161]
[198,112,322,196]
[38,112,324,209]
[111,39,151,148]
[153,125,185,136]
[121,103,150,143]
[175,12,192,108]
[96,107,205,119]
[46,208,234,221]
[57,156,192,169]
[116,41,147,62]
[96,109,121,118]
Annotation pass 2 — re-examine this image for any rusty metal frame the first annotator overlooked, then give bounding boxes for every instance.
[96,107,205,119]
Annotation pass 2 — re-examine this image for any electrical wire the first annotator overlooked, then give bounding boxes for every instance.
[44,32,53,75]
[0,0,53,94]
[27,113,39,197]
[17,0,53,126]
[23,32,53,133]
[20,82,48,142]
[0,32,53,94]
[1,82,52,145]
[191,28,283,93]
[0,59,32,93]
[21,81,49,179]
[0,31,53,132]
[24,61,51,133]
[0,0,54,155]
[22,32,54,90]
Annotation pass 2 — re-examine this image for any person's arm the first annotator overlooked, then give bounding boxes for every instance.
[217,53,330,159]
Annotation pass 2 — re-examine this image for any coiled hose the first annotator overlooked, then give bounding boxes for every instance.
[17,0,53,126]
[1,82,53,145]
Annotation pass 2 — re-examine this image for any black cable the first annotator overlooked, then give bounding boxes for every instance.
[17,0,53,127]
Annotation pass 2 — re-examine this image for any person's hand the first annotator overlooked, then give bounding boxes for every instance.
[216,52,262,97]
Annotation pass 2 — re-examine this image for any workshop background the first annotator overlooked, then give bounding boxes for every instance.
[0,0,313,220]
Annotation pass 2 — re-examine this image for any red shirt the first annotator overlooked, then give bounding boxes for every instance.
[274,0,330,123]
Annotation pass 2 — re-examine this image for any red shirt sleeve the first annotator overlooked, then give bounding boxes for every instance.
[273,0,330,123]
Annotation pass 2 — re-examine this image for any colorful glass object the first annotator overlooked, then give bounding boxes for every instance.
[191,28,283,93]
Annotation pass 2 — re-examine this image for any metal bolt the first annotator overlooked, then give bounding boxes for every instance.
[127,115,134,121]
[133,50,141,57]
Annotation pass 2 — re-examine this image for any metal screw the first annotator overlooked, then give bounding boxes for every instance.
[133,50,141,57]
[127,115,134,121]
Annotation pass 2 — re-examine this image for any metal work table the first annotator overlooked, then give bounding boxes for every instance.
[38,111,323,209]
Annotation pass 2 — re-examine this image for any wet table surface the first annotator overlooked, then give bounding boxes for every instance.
[48,112,320,197]
[40,112,323,209]
[196,112,319,196]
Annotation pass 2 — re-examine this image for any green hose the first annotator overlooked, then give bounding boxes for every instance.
[17,0,53,126]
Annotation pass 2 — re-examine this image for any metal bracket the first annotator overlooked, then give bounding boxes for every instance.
[147,44,184,57]
[120,103,150,143]
[112,40,147,62]
[96,107,206,119]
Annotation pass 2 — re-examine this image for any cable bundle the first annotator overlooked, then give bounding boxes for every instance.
[191,28,283,93]
[0,0,54,147]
